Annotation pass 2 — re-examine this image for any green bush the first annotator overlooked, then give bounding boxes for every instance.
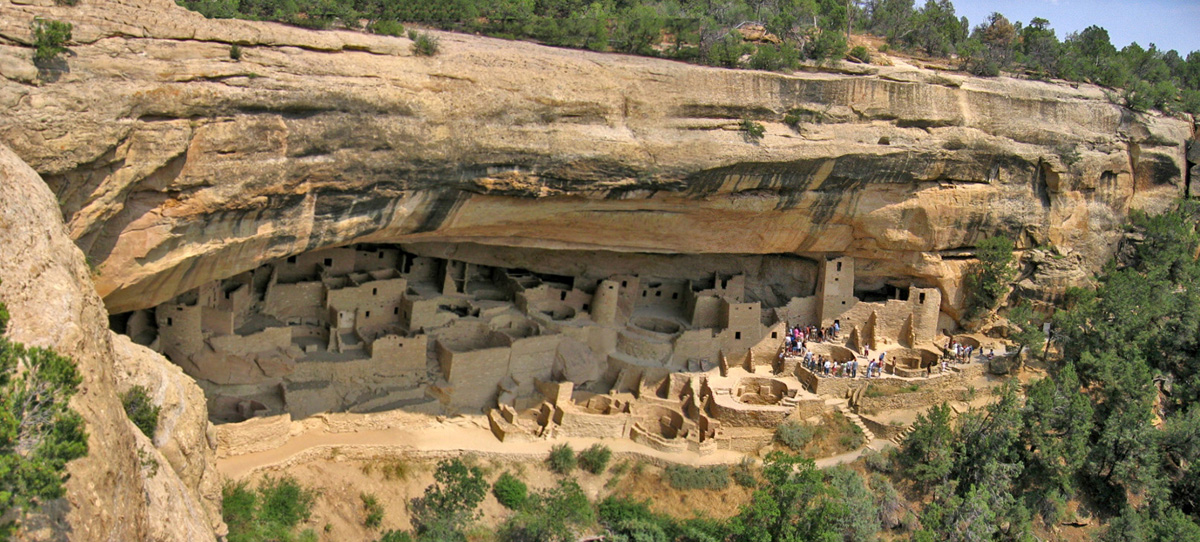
[377,530,413,542]
[362,492,384,529]
[547,443,576,475]
[122,385,161,439]
[0,300,89,540]
[492,471,528,510]
[409,457,487,534]
[411,31,440,56]
[223,475,318,542]
[847,45,871,63]
[775,420,815,451]
[731,457,758,488]
[963,236,1016,317]
[369,19,405,37]
[31,18,73,64]
[498,479,594,542]
[229,44,242,60]
[739,118,765,142]
[577,443,612,474]
[861,448,894,473]
[663,465,729,490]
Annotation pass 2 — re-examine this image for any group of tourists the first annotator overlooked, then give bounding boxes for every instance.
[798,353,886,379]
[781,322,840,355]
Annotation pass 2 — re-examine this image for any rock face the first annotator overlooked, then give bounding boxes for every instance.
[0,141,222,540]
[0,0,1195,320]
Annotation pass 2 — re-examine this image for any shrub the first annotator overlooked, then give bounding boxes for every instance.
[223,475,317,542]
[369,19,405,37]
[229,44,242,60]
[31,18,73,64]
[577,443,612,474]
[0,305,89,539]
[775,420,815,451]
[839,424,866,450]
[377,530,413,542]
[731,457,758,488]
[963,236,1016,317]
[861,448,894,473]
[497,480,594,542]
[362,458,412,481]
[663,465,729,490]
[492,471,528,510]
[847,45,871,63]
[362,492,384,529]
[739,118,765,142]
[54,0,80,5]
[547,443,576,475]
[411,31,440,56]
[409,457,487,534]
[122,385,161,439]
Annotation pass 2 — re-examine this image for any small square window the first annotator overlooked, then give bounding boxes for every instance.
[582,304,590,311]
[324,258,333,266]
[672,292,678,300]
[771,332,778,339]
[287,256,297,264]
[621,281,627,287]
[655,291,662,297]
[735,332,742,339]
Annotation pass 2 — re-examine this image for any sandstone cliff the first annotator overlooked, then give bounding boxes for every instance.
[0,0,1195,319]
[0,141,222,540]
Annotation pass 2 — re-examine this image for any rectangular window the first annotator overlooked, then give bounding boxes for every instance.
[166,318,172,326]
[365,311,371,318]
[655,291,662,297]
[394,307,399,315]
[287,256,297,264]
[672,292,678,300]
[836,262,842,272]
[560,291,567,301]
[582,304,590,311]
[621,281,627,287]
[735,332,742,339]
[324,258,332,266]
[373,288,378,295]
[919,293,926,304]
[772,332,778,339]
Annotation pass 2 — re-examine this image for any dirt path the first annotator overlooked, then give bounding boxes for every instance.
[218,419,749,479]
[217,416,902,480]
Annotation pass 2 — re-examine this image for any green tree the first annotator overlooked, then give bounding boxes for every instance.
[498,479,594,542]
[963,235,1016,317]
[899,403,954,490]
[0,302,89,539]
[409,458,487,537]
[31,18,72,64]
[612,4,664,55]
[729,452,837,541]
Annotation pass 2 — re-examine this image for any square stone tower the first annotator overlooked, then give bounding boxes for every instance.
[817,256,856,326]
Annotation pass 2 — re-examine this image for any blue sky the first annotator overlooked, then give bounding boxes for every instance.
[948,0,1200,55]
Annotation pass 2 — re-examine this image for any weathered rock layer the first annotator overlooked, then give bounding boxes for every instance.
[0,0,1195,318]
[0,142,222,541]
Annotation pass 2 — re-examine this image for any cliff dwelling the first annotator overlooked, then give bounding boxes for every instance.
[112,243,957,451]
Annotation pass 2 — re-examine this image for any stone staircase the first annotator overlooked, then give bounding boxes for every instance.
[890,425,916,446]
[824,397,875,442]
